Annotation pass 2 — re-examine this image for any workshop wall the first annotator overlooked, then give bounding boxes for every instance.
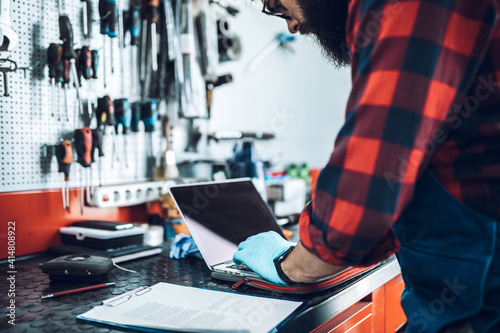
[0,0,351,258]
[207,2,351,170]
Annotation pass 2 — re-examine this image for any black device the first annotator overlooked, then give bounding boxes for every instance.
[40,254,114,282]
[71,220,134,231]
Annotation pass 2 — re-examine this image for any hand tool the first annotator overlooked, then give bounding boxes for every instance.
[0,0,18,51]
[47,43,65,118]
[116,0,125,94]
[62,58,71,122]
[91,128,104,187]
[178,0,208,118]
[206,74,232,119]
[91,49,99,79]
[247,33,295,72]
[140,0,159,85]
[74,127,93,214]
[78,46,94,119]
[0,57,16,97]
[141,99,158,179]
[130,101,141,177]
[59,15,85,119]
[127,1,141,46]
[114,98,132,168]
[96,95,116,166]
[98,0,117,87]
[156,115,178,180]
[126,2,141,97]
[163,0,176,62]
[55,140,73,211]
[80,0,92,39]
[96,95,116,128]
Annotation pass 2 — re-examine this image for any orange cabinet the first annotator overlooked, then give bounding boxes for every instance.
[312,275,406,333]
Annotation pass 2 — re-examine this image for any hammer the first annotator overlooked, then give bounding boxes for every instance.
[0,0,18,51]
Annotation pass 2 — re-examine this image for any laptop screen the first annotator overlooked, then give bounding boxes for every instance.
[169,179,285,267]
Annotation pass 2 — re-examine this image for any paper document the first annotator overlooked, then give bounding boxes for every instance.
[77,282,304,333]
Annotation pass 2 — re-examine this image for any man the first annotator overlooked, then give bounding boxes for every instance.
[233,0,500,332]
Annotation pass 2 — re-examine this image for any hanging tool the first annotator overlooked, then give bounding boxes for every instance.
[74,127,93,215]
[116,0,125,94]
[126,2,141,97]
[80,0,92,39]
[0,58,16,97]
[206,74,233,119]
[140,99,158,179]
[96,95,116,166]
[91,49,99,79]
[178,0,207,118]
[247,33,295,72]
[78,46,94,119]
[114,98,132,168]
[130,101,141,177]
[62,58,71,122]
[156,115,178,180]
[98,0,117,87]
[0,0,18,51]
[47,43,65,118]
[59,15,85,118]
[55,140,73,211]
[140,0,159,86]
[127,1,141,46]
[91,127,104,188]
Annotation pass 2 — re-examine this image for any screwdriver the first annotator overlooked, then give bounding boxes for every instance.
[91,128,104,188]
[96,95,117,166]
[116,0,125,94]
[127,1,141,46]
[47,43,64,119]
[62,58,71,123]
[80,0,92,39]
[59,15,85,120]
[114,98,132,168]
[55,140,73,211]
[131,101,141,177]
[126,1,141,97]
[74,127,93,215]
[98,0,117,87]
[141,0,159,83]
[78,46,94,120]
[141,99,158,179]
[91,49,99,79]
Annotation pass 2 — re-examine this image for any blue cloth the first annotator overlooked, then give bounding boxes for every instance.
[393,170,500,333]
[169,234,202,259]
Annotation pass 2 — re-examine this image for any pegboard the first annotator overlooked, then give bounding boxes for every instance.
[0,0,164,193]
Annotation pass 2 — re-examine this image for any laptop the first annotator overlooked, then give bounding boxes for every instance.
[169,178,288,283]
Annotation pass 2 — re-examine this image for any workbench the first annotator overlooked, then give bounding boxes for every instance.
[0,244,405,333]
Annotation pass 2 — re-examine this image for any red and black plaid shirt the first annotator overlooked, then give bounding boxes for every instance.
[299,0,500,266]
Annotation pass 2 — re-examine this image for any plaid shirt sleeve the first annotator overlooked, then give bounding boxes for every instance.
[299,0,499,266]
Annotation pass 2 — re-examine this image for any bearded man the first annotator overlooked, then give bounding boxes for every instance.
[233,1,500,332]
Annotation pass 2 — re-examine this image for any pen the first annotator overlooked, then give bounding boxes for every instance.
[41,282,116,299]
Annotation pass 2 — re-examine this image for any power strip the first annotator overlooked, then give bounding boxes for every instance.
[87,181,177,208]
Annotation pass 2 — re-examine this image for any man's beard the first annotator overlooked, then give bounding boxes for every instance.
[298,0,350,68]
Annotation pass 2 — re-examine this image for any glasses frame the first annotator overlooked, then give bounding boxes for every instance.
[261,0,291,21]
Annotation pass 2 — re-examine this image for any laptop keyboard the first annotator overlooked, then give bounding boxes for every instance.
[227,263,252,272]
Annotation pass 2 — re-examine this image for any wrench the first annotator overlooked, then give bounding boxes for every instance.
[0,0,18,51]
[0,58,17,96]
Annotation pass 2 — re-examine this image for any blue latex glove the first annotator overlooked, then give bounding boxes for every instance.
[233,231,292,285]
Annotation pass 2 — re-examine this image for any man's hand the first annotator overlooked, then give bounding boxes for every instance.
[233,231,292,285]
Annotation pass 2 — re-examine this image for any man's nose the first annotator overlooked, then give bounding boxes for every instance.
[286,17,300,34]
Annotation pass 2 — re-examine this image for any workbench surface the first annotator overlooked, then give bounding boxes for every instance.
[0,245,400,332]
